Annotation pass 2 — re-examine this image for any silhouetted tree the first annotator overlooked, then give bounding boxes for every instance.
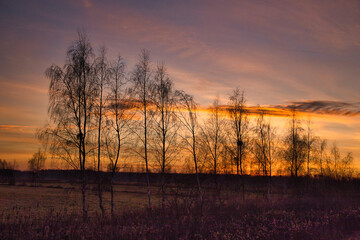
[315,138,327,176]
[305,118,317,176]
[105,55,133,216]
[130,50,153,209]
[338,152,354,179]
[224,88,249,200]
[226,88,249,175]
[0,159,17,170]
[94,46,110,215]
[40,31,96,219]
[331,143,341,178]
[28,149,46,186]
[201,97,225,183]
[283,108,306,177]
[253,109,277,198]
[0,159,17,185]
[150,64,179,209]
[253,109,270,176]
[176,90,203,203]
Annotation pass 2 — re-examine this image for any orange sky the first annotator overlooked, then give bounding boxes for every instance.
[0,0,359,170]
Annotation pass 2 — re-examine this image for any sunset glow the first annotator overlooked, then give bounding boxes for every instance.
[0,0,359,170]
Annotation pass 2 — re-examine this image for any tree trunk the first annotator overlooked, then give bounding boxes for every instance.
[81,170,87,221]
[98,178,104,215]
[193,136,203,203]
[110,179,114,217]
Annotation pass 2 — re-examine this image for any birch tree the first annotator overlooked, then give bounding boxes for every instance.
[176,90,203,203]
[130,50,153,209]
[150,64,179,208]
[41,31,97,219]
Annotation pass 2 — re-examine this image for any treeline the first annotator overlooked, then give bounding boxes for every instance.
[35,31,355,217]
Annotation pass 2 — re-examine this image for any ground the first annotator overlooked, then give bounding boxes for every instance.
[0,175,360,239]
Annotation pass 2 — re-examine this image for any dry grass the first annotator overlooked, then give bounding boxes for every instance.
[1,177,360,239]
[0,183,160,217]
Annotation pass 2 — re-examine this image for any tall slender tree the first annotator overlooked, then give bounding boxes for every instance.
[201,97,225,182]
[130,50,153,209]
[226,88,249,175]
[150,64,179,209]
[176,90,203,203]
[318,139,327,176]
[254,109,270,176]
[105,55,133,216]
[305,118,316,176]
[94,46,110,215]
[41,31,96,219]
[283,108,306,177]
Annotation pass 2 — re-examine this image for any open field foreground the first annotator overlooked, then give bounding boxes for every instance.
[1,172,360,240]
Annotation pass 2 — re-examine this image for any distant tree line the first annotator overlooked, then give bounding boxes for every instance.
[36,31,355,218]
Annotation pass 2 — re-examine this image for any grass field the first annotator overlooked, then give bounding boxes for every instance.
[1,175,360,239]
[0,183,161,217]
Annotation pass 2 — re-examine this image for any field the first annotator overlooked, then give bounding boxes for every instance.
[1,171,360,239]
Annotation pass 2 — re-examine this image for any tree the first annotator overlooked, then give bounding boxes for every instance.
[331,142,341,178]
[0,159,17,170]
[40,31,96,219]
[0,159,17,185]
[317,139,327,176]
[94,46,110,215]
[338,152,354,179]
[305,118,317,176]
[253,109,277,198]
[28,150,46,172]
[201,97,225,183]
[150,64,179,209]
[283,108,306,177]
[28,149,46,186]
[105,55,133,216]
[324,142,353,179]
[253,109,270,176]
[176,90,203,203]
[130,50,153,209]
[226,88,249,175]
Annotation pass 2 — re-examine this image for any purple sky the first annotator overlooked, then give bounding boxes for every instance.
[0,0,359,169]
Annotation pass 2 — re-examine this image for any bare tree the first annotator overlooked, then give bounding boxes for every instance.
[130,50,153,209]
[331,142,341,178]
[226,88,249,176]
[283,108,306,177]
[338,152,354,179]
[94,47,110,215]
[201,97,225,184]
[176,90,203,203]
[105,55,133,216]
[40,31,96,219]
[322,142,354,179]
[253,109,277,198]
[266,119,277,178]
[28,149,46,186]
[253,109,270,176]
[150,64,179,209]
[305,118,317,176]
[0,159,17,185]
[317,139,327,176]
[0,159,15,170]
[28,150,46,171]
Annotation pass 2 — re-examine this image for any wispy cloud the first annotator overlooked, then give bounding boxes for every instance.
[273,100,360,116]
[211,100,360,117]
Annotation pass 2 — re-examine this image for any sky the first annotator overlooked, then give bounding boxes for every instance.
[0,0,359,170]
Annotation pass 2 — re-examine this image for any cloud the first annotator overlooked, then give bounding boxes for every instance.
[211,100,360,117]
[272,100,360,116]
